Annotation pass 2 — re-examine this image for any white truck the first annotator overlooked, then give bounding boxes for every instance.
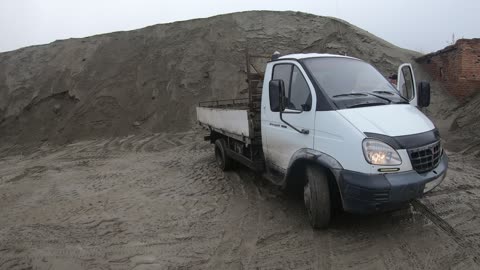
[197,53,448,229]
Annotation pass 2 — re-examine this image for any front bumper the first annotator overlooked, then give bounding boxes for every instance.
[338,153,448,214]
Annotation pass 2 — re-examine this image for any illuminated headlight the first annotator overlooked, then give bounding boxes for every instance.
[362,139,402,165]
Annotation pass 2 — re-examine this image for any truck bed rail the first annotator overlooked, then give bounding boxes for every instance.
[198,98,250,109]
[196,51,268,145]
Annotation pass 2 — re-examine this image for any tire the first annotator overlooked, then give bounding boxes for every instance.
[304,165,331,229]
[214,139,232,171]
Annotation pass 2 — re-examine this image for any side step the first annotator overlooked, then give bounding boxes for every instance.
[225,148,264,172]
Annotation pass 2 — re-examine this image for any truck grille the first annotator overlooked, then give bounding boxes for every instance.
[407,141,442,173]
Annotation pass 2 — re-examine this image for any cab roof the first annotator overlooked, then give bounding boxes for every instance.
[277,53,360,61]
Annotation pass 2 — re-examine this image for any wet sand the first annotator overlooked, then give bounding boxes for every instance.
[0,132,479,269]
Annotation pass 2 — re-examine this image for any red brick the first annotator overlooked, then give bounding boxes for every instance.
[416,38,480,101]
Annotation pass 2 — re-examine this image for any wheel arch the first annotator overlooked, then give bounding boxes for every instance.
[284,148,344,207]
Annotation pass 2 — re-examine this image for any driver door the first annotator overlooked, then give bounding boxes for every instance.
[263,61,316,172]
[397,63,418,106]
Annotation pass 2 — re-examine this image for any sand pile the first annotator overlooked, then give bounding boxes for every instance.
[0,11,425,144]
[452,93,480,137]
[446,93,480,155]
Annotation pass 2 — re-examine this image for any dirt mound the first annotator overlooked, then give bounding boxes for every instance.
[0,11,421,144]
[445,93,480,155]
[452,93,480,136]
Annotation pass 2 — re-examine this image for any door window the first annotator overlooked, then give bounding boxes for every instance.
[271,64,311,111]
[289,66,312,111]
[271,64,292,111]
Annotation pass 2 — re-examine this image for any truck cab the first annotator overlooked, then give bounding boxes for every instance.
[197,53,447,229]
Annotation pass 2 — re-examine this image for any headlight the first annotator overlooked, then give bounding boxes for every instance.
[362,139,402,165]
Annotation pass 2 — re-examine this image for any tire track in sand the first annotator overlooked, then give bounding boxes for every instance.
[412,199,480,265]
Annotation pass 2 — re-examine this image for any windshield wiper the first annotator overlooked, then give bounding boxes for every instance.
[372,90,394,95]
[347,102,388,108]
[332,93,368,98]
[372,90,409,103]
[333,91,407,105]
[366,92,392,103]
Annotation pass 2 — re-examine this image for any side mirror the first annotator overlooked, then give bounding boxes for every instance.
[269,79,286,112]
[418,81,431,108]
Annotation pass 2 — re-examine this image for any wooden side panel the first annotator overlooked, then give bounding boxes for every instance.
[196,107,251,138]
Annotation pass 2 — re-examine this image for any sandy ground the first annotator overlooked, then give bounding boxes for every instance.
[0,132,479,270]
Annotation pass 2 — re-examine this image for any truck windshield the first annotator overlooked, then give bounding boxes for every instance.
[303,57,398,97]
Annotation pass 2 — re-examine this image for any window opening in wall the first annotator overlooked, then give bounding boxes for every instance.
[440,67,445,80]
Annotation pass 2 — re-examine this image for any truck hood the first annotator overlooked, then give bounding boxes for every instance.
[337,104,435,137]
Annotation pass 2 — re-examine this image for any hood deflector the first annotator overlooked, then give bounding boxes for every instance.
[364,129,440,150]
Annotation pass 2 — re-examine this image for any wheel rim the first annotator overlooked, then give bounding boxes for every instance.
[304,181,312,220]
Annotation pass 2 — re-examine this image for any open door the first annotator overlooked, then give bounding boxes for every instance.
[397,63,417,106]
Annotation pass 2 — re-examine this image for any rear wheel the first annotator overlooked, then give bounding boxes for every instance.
[214,139,232,171]
[304,166,331,229]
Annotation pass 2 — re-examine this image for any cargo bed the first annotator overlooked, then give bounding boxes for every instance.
[196,98,260,145]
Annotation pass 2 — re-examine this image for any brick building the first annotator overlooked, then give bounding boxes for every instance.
[416,38,480,100]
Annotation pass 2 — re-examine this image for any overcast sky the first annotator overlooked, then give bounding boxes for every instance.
[0,0,478,53]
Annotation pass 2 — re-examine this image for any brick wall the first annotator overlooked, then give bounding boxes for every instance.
[417,38,480,100]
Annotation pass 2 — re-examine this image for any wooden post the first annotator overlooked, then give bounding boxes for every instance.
[246,49,253,112]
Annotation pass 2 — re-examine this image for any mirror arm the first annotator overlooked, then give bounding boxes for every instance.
[280,111,309,135]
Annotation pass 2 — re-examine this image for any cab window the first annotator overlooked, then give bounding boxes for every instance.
[271,64,311,111]
[289,66,311,111]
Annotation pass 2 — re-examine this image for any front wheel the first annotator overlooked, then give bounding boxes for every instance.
[214,139,232,171]
[304,166,331,229]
